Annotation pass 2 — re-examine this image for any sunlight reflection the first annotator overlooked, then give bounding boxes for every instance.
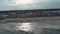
[16,23,32,32]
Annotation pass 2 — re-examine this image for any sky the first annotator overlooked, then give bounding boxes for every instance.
[0,0,60,11]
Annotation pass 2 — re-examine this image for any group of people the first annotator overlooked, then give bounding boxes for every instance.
[0,10,60,18]
[14,10,60,17]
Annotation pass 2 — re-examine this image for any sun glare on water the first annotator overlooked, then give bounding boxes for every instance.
[16,23,33,32]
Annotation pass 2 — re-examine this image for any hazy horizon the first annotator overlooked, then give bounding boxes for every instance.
[0,0,60,11]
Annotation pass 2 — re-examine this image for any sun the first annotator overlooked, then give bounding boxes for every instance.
[14,0,35,5]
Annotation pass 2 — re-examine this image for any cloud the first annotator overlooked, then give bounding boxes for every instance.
[3,0,47,5]
[0,0,60,6]
[49,0,60,1]
[38,0,49,2]
[0,0,60,11]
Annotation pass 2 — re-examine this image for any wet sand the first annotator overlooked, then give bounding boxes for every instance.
[0,17,60,34]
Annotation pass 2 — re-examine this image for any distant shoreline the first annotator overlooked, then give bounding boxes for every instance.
[0,8,60,11]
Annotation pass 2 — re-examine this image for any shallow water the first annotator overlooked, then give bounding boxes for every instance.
[0,21,60,34]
